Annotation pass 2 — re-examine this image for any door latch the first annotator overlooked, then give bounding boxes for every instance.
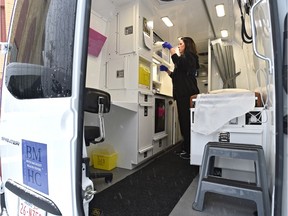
[0,42,11,54]
[83,185,96,201]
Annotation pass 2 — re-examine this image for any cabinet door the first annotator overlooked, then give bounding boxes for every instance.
[118,4,137,54]
[138,94,153,153]
[106,57,126,89]
[106,55,138,90]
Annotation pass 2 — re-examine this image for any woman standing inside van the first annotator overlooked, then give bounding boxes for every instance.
[160,37,200,159]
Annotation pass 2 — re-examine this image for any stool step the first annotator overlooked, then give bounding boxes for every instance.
[193,176,266,215]
[207,142,263,151]
[204,142,265,164]
[192,176,270,216]
[203,176,261,191]
[193,142,271,216]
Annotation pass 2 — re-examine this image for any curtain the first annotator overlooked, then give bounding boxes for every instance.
[212,42,240,88]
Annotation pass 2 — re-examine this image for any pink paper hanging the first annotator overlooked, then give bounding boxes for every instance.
[88,28,107,57]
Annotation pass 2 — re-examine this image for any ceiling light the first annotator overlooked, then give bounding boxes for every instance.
[221,30,229,38]
[161,17,174,27]
[215,4,225,17]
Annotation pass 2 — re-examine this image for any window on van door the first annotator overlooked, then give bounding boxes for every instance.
[5,0,77,99]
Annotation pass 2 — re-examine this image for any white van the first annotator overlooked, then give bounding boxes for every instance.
[0,0,287,215]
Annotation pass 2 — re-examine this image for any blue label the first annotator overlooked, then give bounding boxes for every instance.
[22,140,48,195]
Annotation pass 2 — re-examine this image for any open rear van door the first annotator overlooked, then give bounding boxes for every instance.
[0,0,92,215]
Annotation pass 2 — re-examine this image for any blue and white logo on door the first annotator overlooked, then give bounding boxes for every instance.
[22,139,49,194]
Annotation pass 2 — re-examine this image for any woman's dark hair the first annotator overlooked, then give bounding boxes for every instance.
[181,37,198,55]
[181,37,200,69]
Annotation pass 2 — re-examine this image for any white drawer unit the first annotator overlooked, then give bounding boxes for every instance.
[138,91,154,156]
[190,108,268,168]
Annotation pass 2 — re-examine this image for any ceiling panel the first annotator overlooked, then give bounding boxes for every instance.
[151,0,213,54]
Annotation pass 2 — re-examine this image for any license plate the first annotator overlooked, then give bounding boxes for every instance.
[18,198,46,216]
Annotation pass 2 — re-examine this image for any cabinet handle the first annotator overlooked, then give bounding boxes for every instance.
[139,102,153,107]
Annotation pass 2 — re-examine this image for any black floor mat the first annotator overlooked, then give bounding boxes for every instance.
[89,144,199,216]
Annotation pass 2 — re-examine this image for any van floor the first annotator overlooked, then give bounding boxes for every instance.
[91,157,257,216]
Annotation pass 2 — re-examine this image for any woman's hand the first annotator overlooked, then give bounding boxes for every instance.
[162,42,173,50]
[160,65,168,71]
[162,41,176,56]
[160,65,172,75]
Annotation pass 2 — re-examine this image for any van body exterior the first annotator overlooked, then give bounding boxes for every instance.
[0,0,92,215]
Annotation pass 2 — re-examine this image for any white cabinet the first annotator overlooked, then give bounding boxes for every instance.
[104,91,154,170]
[104,93,180,170]
[118,4,137,55]
[190,107,268,176]
[104,0,153,92]
[138,91,154,157]
[98,1,180,169]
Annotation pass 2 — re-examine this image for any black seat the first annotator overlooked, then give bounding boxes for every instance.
[84,87,113,183]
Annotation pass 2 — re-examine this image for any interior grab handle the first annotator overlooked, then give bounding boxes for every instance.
[91,96,106,143]
[250,0,272,74]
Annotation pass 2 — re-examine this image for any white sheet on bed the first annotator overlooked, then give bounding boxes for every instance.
[193,90,255,135]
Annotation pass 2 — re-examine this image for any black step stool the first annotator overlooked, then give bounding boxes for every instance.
[192,142,271,216]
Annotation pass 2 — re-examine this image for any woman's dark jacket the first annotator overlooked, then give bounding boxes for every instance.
[169,52,200,100]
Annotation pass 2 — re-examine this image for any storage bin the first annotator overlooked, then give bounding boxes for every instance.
[92,144,118,170]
